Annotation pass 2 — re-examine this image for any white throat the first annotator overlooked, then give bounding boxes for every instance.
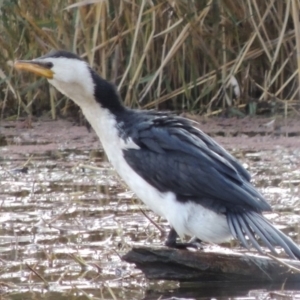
[76,99,125,173]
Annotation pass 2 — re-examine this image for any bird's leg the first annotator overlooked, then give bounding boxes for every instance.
[165,228,179,247]
[165,228,202,249]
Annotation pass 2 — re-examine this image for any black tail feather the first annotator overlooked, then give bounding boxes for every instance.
[228,212,251,250]
[227,211,300,260]
[247,213,296,258]
[242,212,278,254]
[236,213,265,254]
[228,211,277,255]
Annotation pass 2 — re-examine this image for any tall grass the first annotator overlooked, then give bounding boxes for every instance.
[0,0,299,119]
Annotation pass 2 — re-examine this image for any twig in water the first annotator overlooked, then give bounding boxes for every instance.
[139,208,165,234]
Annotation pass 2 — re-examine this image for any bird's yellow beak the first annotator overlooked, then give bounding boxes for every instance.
[14,60,54,79]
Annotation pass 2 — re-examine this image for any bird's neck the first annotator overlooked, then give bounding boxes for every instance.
[90,69,125,115]
[50,69,125,115]
[50,69,127,155]
[80,96,127,170]
[72,72,127,159]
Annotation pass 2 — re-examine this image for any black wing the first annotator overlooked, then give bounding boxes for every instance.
[121,112,271,213]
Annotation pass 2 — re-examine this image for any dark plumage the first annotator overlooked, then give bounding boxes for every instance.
[119,111,260,210]
[116,109,300,258]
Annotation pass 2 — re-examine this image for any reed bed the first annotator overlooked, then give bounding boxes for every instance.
[0,0,299,119]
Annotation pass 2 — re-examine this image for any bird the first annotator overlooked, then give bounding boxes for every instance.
[14,50,300,260]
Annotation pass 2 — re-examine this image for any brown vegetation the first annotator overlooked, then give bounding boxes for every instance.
[0,0,300,119]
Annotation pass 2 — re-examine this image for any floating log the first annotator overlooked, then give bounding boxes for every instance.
[122,246,300,283]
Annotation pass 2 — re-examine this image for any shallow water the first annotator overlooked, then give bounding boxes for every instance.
[0,120,300,299]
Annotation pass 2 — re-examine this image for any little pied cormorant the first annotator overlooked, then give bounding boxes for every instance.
[14,50,300,260]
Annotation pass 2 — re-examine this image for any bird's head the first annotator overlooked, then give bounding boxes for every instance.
[14,50,123,113]
[14,50,96,105]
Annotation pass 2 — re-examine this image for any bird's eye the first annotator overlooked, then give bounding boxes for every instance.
[44,62,53,69]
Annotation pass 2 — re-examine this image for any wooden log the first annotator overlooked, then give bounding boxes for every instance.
[122,246,300,283]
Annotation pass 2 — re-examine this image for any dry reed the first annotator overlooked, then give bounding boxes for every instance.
[0,0,299,119]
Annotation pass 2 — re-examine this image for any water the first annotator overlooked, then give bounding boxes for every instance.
[0,121,300,299]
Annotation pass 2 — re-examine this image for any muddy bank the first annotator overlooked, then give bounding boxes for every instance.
[1,116,300,153]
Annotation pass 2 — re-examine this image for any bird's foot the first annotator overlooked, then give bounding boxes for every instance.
[165,228,203,250]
